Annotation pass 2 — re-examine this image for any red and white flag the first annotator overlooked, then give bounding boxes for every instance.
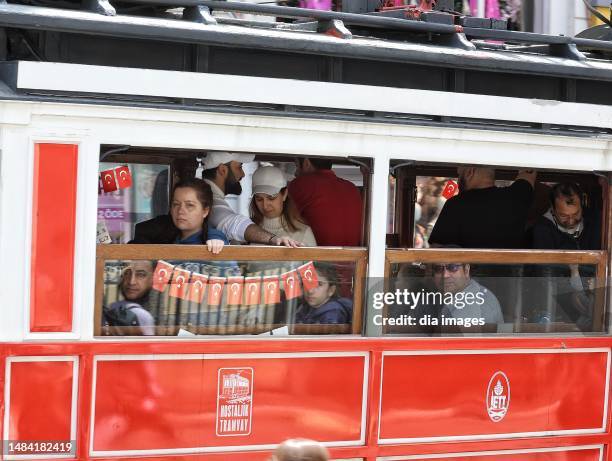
[115,165,132,189]
[263,275,281,305]
[442,180,459,199]
[244,277,261,306]
[226,276,244,305]
[152,260,174,292]
[187,272,208,303]
[100,168,118,193]
[281,270,302,300]
[169,268,190,299]
[297,261,319,291]
[208,276,226,306]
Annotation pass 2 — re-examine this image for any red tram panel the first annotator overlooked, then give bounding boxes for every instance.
[91,353,367,455]
[6,358,76,442]
[29,143,78,333]
[379,350,610,443]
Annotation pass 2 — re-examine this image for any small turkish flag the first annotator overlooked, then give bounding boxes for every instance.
[115,165,132,189]
[244,277,262,306]
[263,275,281,305]
[152,260,174,292]
[207,276,226,306]
[169,268,190,299]
[281,270,302,300]
[297,261,319,291]
[100,169,118,193]
[226,276,244,305]
[187,272,208,303]
[442,180,458,199]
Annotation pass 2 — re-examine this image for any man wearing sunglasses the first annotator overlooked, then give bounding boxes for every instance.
[431,262,504,328]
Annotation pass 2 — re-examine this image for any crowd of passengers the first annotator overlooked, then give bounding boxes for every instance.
[390,167,602,334]
[104,156,603,335]
[131,152,362,248]
[103,152,362,335]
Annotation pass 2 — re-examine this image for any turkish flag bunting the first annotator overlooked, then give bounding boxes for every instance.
[263,275,281,305]
[169,268,190,299]
[187,272,208,303]
[152,260,174,292]
[442,180,458,199]
[297,261,319,291]
[281,270,302,300]
[100,168,118,193]
[207,276,226,306]
[115,165,132,189]
[244,277,262,306]
[226,276,244,305]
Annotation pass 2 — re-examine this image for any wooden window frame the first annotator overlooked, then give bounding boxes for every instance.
[95,245,368,337]
[384,248,608,334]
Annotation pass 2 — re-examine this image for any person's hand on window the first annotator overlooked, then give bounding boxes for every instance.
[516,169,537,187]
[206,239,225,254]
[274,236,303,248]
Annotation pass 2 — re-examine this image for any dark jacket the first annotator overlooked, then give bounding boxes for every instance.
[131,214,227,244]
[295,297,353,324]
[532,208,601,250]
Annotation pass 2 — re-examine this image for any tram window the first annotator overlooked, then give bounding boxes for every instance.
[381,258,606,336]
[97,150,368,247]
[95,149,369,337]
[98,162,170,243]
[392,165,604,250]
[97,256,361,337]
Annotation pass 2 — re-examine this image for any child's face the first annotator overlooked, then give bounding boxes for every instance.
[304,273,336,308]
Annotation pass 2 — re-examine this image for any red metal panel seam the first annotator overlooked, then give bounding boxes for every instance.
[0,345,6,461]
[606,345,612,461]
[8,336,612,358]
[366,349,383,460]
[78,353,93,461]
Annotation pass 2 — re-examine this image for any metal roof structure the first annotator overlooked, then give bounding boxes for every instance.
[0,0,610,110]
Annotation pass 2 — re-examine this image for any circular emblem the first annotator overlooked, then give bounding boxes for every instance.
[486,371,510,422]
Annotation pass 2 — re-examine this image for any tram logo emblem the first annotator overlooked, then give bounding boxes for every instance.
[486,371,510,422]
[216,367,254,436]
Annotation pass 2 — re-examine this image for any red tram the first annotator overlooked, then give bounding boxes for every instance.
[0,0,611,460]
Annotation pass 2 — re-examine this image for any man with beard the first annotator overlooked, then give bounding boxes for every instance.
[429,167,536,248]
[531,182,600,331]
[532,182,600,251]
[200,152,300,246]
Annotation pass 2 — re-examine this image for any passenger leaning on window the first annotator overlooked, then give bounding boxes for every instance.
[250,166,317,246]
[201,152,302,248]
[133,178,227,253]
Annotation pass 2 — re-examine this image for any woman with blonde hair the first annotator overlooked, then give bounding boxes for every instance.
[250,166,316,246]
[270,438,329,461]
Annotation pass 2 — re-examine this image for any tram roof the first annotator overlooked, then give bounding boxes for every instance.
[0,1,611,107]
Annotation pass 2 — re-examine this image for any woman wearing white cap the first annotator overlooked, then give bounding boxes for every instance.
[250,166,317,246]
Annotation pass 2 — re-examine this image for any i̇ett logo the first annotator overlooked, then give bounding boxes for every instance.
[486,371,510,422]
